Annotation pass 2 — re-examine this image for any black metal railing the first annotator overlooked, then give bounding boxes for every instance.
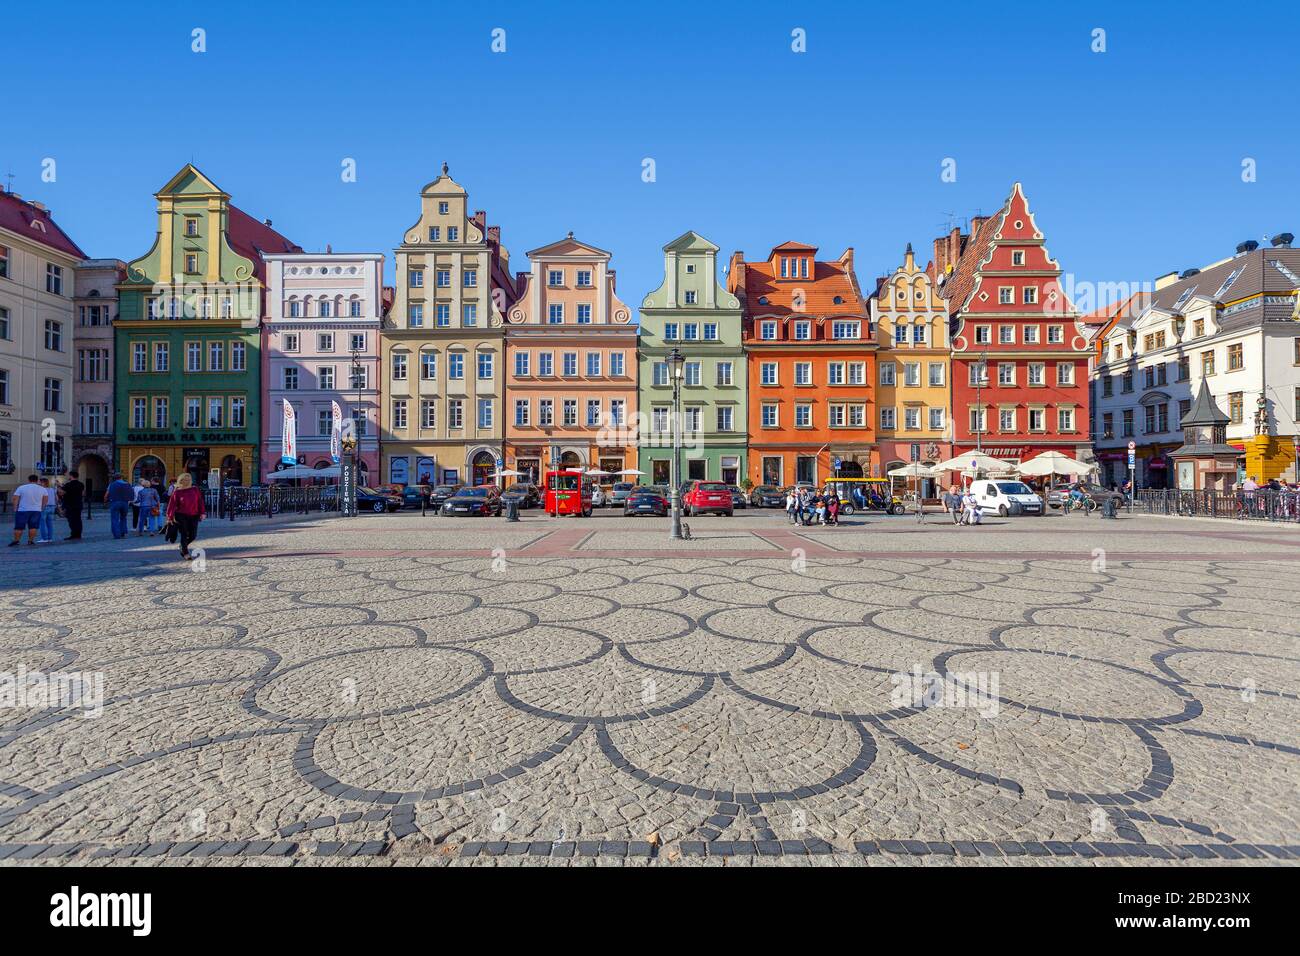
[202,485,340,520]
[1135,488,1300,522]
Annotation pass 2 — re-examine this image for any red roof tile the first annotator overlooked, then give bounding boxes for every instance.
[734,247,866,316]
[0,191,86,259]
[226,205,301,281]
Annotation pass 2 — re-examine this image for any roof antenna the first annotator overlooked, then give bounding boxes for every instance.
[3,171,13,194]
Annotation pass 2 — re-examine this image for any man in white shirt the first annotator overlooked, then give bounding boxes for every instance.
[9,474,48,547]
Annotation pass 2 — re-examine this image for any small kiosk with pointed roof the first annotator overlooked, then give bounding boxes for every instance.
[1169,380,1238,491]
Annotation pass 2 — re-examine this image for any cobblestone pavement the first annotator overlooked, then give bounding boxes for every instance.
[0,511,1297,866]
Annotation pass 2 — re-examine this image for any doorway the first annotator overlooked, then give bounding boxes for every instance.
[472,451,496,486]
[221,454,243,487]
[652,459,670,485]
[796,456,816,484]
[761,456,782,486]
[687,459,706,481]
[721,456,739,485]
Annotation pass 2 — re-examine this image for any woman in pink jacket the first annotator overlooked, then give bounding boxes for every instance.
[165,473,207,561]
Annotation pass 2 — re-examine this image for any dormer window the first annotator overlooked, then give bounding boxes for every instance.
[833,296,843,305]
[438,202,449,214]
[685,263,696,274]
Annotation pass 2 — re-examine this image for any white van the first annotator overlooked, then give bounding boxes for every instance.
[970,479,1044,516]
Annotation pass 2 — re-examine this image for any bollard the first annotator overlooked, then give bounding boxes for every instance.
[1102,496,1118,519]
[505,497,520,522]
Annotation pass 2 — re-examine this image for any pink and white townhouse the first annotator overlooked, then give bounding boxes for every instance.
[261,252,383,481]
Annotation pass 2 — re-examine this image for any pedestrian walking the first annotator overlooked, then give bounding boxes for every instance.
[136,480,161,535]
[165,472,206,560]
[104,472,134,539]
[60,469,85,540]
[8,475,46,547]
[37,477,56,543]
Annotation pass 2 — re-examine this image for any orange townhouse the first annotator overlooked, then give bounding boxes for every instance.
[503,233,637,485]
[729,242,877,487]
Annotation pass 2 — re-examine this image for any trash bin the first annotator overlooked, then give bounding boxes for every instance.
[505,497,520,522]
[1102,496,1118,519]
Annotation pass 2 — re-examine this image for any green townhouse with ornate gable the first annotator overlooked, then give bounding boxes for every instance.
[637,231,747,486]
[114,164,299,487]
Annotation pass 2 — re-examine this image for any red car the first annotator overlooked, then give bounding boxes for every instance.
[683,480,734,517]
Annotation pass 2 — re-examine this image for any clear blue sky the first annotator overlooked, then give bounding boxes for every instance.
[6,1,1298,313]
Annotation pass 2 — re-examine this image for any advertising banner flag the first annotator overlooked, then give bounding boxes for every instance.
[281,399,297,465]
[331,400,343,463]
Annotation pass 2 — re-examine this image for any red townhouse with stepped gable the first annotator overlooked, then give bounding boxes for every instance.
[931,183,1093,468]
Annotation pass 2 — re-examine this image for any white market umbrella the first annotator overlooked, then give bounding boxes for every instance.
[584,468,609,476]
[887,463,936,478]
[931,451,1016,476]
[270,465,340,480]
[491,469,524,478]
[1015,451,1096,477]
[617,468,645,476]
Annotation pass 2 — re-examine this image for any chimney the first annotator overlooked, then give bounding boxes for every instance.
[1154,271,1180,290]
[1235,239,1259,255]
[1271,232,1294,248]
[1180,268,1201,279]
[839,247,854,273]
[263,219,273,228]
[30,201,47,213]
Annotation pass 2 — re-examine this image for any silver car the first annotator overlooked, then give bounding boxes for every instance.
[609,482,636,508]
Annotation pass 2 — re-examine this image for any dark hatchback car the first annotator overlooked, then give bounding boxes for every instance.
[726,485,748,509]
[624,485,669,517]
[425,484,462,510]
[441,485,502,516]
[401,484,431,509]
[501,483,541,508]
[357,486,403,513]
[749,485,786,508]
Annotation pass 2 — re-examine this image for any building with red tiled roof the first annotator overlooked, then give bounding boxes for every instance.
[730,242,877,485]
[934,183,1093,473]
[0,189,89,496]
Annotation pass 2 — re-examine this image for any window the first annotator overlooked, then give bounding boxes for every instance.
[449,354,464,380]
[318,366,335,389]
[998,287,1014,305]
[78,349,109,382]
[421,352,439,381]
[975,326,991,344]
[998,408,1014,431]
[1101,374,1114,398]
[438,201,449,214]
[576,270,592,288]
[903,362,921,387]
[436,270,451,287]
[1023,325,1040,344]
[703,322,718,340]
[283,367,299,390]
[77,403,109,435]
[761,404,779,427]
[761,362,778,385]
[684,291,697,305]
[319,300,333,318]
[999,325,1014,344]
[881,407,897,429]
[795,404,812,428]
[435,305,449,327]
[879,362,896,386]
[969,362,989,387]
[514,351,530,377]
[478,352,494,380]
[794,321,811,340]
[281,332,300,353]
[663,323,679,341]
[44,320,62,351]
[538,353,553,376]
[1058,407,1075,432]
[477,399,493,429]
[848,404,865,427]
[392,400,408,429]
[563,352,578,377]
[577,304,592,324]
[514,399,530,427]
[586,399,601,426]
[547,270,564,287]
[150,342,168,372]
[1227,343,1244,371]
[1047,325,1063,344]
[610,352,625,377]
[1229,392,1243,424]
[1201,350,1215,376]
[1011,250,1025,266]
[463,304,477,326]
[652,362,668,386]
[538,399,553,426]
[184,397,200,428]
[1027,362,1045,386]
[1023,287,1038,305]
[1028,408,1045,432]
[409,269,424,288]
[231,341,246,372]
[794,362,812,386]
[894,323,907,345]
[428,226,441,242]
[998,362,1015,386]
[208,342,225,371]
[683,323,699,341]
[828,404,845,427]
[350,300,362,318]
[683,361,701,386]
[716,406,734,432]
[408,305,424,327]
[131,397,146,428]
[849,362,865,385]
[928,363,944,387]
[391,353,408,380]
[563,399,577,426]
[760,321,777,340]
[1122,409,1134,437]
[447,227,458,242]
[1057,362,1074,385]
[912,324,926,344]
[900,407,919,430]
[929,407,945,430]
[132,342,147,373]
[1122,370,1134,393]
[548,304,564,324]
[207,396,223,427]
[1178,356,1190,380]
[349,366,367,390]
[46,264,64,295]
[586,352,601,376]
[0,306,9,339]
[1193,318,1205,337]
[317,409,333,436]
[831,321,860,340]
[463,269,477,288]
[828,362,845,386]
[0,245,7,279]
[971,408,988,433]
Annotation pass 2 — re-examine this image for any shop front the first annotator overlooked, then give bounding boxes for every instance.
[118,438,257,489]
[877,439,950,498]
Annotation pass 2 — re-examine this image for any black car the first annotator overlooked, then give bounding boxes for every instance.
[624,486,669,517]
[749,485,786,508]
[441,486,502,516]
[726,485,748,509]
[426,484,462,510]
[401,484,432,509]
[356,486,403,513]
[501,483,541,508]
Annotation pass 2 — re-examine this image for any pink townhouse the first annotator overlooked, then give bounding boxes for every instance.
[261,252,384,480]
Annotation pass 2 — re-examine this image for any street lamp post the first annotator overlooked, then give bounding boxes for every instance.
[668,347,685,540]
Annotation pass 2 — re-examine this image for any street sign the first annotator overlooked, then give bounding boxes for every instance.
[495,457,504,470]
[1128,440,1136,451]
[832,457,842,469]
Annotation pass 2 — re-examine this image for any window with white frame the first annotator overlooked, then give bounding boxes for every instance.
[761,403,778,427]
[880,406,896,429]
[879,362,896,386]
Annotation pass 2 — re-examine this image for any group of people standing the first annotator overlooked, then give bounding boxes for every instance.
[784,486,842,526]
[8,470,207,560]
